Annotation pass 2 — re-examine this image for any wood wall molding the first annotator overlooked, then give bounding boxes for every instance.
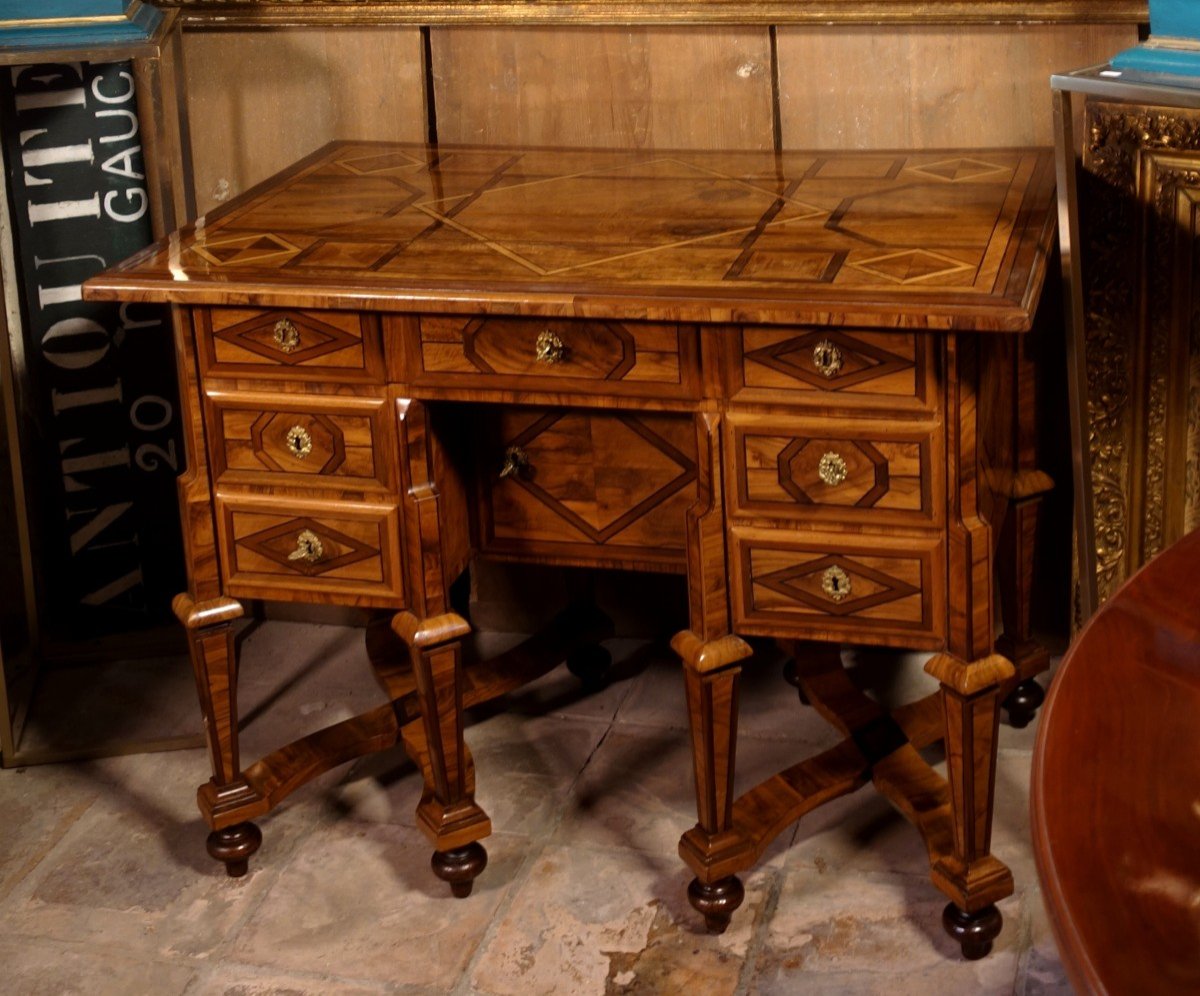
[159,0,1145,28]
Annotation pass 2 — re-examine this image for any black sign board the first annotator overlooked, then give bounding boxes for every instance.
[1,60,184,651]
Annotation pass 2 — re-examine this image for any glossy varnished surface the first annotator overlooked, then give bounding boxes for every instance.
[86,142,1056,329]
[1032,529,1200,994]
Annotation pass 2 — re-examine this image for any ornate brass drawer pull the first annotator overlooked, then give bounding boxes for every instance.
[499,445,530,480]
[818,451,848,486]
[535,329,566,364]
[821,565,851,602]
[287,529,324,564]
[285,424,313,459]
[812,339,843,378]
[273,318,301,353]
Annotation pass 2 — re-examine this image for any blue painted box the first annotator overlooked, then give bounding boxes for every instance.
[0,1,162,53]
[1112,0,1200,77]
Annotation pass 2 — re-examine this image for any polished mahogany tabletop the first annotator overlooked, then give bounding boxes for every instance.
[86,142,1056,330]
[1033,529,1200,994]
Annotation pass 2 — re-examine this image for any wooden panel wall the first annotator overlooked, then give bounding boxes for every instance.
[776,24,1138,148]
[429,27,775,149]
[183,22,1138,214]
[184,28,428,215]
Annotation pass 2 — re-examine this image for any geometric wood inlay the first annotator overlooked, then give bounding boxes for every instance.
[461,317,636,379]
[213,310,363,366]
[744,329,914,391]
[778,437,889,507]
[754,553,921,617]
[500,411,697,543]
[234,516,378,577]
[249,412,346,475]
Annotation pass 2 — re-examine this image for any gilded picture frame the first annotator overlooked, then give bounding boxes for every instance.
[155,0,1145,27]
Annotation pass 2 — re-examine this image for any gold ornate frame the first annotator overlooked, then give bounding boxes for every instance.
[156,0,1145,27]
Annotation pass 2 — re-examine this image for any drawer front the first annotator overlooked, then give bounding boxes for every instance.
[216,497,403,606]
[206,392,392,491]
[477,408,696,570]
[730,528,945,648]
[731,327,934,411]
[727,416,943,526]
[198,308,384,382]
[411,316,699,398]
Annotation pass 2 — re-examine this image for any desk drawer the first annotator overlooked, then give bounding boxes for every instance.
[730,327,935,412]
[476,407,696,571]
[216,496,403,607]
[727,415,943,526]
[730,527,945,648]
[198,308,384,382]
[410,316,699,399]
[206,392,392,492]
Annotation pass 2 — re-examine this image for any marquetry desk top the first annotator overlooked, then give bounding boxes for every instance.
[87,142,1056,329]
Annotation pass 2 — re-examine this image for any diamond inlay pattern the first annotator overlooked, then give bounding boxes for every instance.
[236,517,377,577]
[754,554,920,617]
[502,412,697,543]
[214,311,363,366]
[744,330,913,391]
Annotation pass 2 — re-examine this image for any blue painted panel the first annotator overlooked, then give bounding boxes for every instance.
[0,0,161,52]
[1111,46,1200,78]
[1150,0,1200,39]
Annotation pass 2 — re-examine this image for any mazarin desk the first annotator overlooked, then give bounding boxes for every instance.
[84,143,1058,959]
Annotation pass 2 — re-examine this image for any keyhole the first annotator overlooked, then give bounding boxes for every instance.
[817,347,832,367]
[829,575,841,592]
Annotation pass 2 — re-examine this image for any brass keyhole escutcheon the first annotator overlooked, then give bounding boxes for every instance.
[818,451,848,487]
[285,424,313,459]
[821,565,851,602]
[499,445,530,480]
[534,329,566,364]
[812,339,843,378]
[273,318,301,353]
[288,529,324,564]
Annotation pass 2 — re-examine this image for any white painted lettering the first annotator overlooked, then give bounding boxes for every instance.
[28,193,100,225]
[103,187,147,223]
[96,108,138,144]
[90,71,135,105]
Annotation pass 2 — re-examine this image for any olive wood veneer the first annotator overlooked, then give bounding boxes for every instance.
[84,142,1058,957]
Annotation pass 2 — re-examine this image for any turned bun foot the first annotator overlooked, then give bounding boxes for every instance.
[432,842,488,898]
[1003,679,1046,729]
[687,875,745,934]
[566,643,613,692]
[206,821,262,878]
[942,902,1003,960]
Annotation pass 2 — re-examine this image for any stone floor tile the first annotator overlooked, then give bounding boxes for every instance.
[330,712,609,840]
[469,842,769,996]
[14,652,201,759]
[235,621,393,762]
[0,748,318,961]
[785,785,932,880]
[230,822,524,988]
[615,648,846,751]
[749,867,1023,994]
[0,937,196,996]
[1015,886,1072,996]
[186,965,392,996]
[490,638,649,724]
[0,763,100,902]
[551,726,800,863]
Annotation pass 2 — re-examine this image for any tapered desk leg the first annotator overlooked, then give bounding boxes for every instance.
[174,593,261,877]
[393,610,492,898]
[997,492,1052,728]
[674,631,754,934]
[924,652,1016,959]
